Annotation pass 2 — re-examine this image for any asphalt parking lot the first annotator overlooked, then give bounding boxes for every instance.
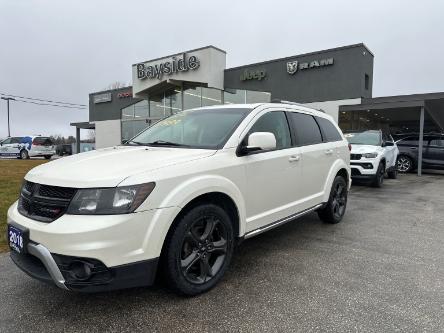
[0,173,443,332]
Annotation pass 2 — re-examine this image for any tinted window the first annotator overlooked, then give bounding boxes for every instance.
[430,139,444,147]
[11,137,23,144]
[288,112,323,146]
[248,111,291,149]
[33,137,53,145]
[316,117,342,142]
[2,138,12,144]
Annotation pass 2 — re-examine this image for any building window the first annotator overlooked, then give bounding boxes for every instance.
[365,74,370,90]
[202,87,223,107]
[224,89,246,104]
[246,90,271,103]
[183,85,202,110]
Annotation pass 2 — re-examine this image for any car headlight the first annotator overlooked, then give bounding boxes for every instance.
[363,152,378,158]
[67,182,155,215]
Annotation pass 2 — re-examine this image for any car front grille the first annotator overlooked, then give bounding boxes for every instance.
[18,181,76,222]
[350,154,362,160]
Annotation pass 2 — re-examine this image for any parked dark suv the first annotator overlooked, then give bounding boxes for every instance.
[396,134,444,172]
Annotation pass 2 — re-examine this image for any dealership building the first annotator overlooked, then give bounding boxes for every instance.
[72,43,444,174]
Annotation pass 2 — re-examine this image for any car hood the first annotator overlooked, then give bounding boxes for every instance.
[25,146,216,188]
[350,144,383,154]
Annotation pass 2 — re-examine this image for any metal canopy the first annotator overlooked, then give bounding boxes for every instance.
[339,92,444,176]
[70,122,95,154]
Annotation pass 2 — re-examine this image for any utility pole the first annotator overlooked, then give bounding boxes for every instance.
[1,97,15,137]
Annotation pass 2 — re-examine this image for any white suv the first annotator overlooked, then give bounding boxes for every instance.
[7,103,350,295]
[345,130,399,187]
[0,136,55,159]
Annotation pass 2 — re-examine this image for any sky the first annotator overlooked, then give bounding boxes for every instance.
[0,0,443,139]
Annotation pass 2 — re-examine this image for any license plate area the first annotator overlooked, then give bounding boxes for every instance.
[8,224,29,254]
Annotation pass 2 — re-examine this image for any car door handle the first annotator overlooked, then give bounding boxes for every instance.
[325,149,334,155]
[410,147,418,150]
[289,155,301,162]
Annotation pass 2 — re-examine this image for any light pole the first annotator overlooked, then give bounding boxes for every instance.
[1,97,15,137]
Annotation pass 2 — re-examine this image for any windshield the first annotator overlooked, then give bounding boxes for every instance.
[344,131,381,146]
[126,107,251,149]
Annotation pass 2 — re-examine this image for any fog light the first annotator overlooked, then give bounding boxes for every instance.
[69,260,93,281]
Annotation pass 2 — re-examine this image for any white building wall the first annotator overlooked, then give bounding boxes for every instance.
[95,120,121,149]
[303,98,361,123]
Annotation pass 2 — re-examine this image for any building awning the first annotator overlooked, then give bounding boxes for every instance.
[339,92,444,176]
[339,92,444,130]
[70,121,95,129]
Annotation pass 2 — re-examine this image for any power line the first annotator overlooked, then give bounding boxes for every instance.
[13,99,87,110]
[0,92,87,107]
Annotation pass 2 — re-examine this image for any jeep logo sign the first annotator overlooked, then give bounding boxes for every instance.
[287,58,334,75]
[136,53,200,80]
[240,69,266,81]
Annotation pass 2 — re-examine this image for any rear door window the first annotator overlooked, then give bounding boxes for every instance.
[316,117,342,142]
[288,112,323,146]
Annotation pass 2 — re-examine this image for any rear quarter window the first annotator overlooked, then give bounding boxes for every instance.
[288,112,323,146]
[33,137,53,145]
[316,117,343,142]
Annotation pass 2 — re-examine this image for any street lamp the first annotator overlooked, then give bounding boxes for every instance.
[1,97,15,137]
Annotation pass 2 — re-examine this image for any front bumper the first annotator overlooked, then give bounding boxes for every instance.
[350,158,379,179]
[7,201,181,292]
[10,242,158,292]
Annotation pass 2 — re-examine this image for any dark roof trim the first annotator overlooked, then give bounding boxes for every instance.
[132,45,226,66]
[225,43,373,72]
[89,86,133,96]
[70,122,95,129]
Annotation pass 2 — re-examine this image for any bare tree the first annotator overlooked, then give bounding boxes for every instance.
[104,81,128,90]
[86,129,95,143]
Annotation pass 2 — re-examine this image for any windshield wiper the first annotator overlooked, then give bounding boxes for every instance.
[125,140,145,146]
[147,140,188,147]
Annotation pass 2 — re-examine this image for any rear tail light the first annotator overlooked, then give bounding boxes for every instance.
[348,143,352,151]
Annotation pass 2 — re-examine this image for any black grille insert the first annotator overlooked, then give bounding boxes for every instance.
[350,154,362,160]
[18,181,77,222]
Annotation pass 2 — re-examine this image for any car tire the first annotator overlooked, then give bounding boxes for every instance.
[162,203,234,296]
[372,162,385,188]
[19,149,29,160]
[397,155,413,173]
[387,167,398,179]
[44,155,51,160]
[318,175,348,224]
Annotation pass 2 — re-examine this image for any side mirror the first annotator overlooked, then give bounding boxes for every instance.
[383,140,394,147]
[241,132,276,154]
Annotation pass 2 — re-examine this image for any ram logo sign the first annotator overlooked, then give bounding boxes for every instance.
[287,58,334,75]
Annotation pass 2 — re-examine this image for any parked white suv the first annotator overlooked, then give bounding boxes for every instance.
[7,103,350,295]
[345,130,399,187]
[0,136,55,159]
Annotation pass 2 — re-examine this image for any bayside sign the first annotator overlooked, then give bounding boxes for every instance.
[287,58,334,75]
[136,53,200,80]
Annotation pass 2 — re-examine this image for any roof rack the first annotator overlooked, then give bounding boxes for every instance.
[270,99,325,113]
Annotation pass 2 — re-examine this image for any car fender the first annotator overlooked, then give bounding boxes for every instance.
[140,175,246,258]
[322,159,350,203]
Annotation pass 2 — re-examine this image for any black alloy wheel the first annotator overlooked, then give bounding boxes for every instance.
[318,175,348,224]
[331,181,347,220]
[372,162,385,187]
[180,215,228,284]
[397,156,413,173]
[162,203,234,296]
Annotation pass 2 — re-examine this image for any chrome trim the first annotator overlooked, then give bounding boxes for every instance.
[27,243,68,290]
[244,204,323,239]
